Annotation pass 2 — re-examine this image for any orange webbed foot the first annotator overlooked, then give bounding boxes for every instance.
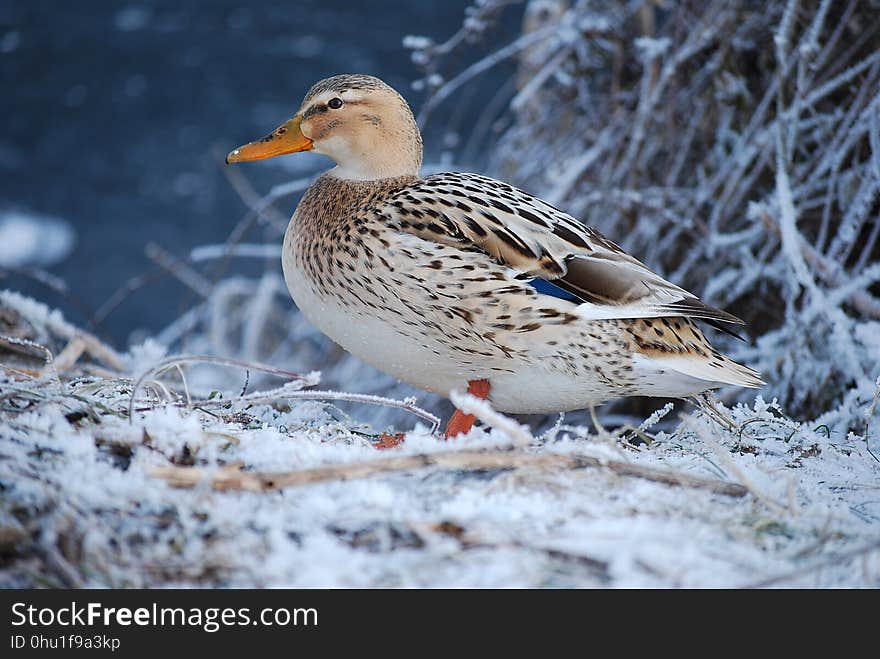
[374,432,406,450]
[443,379,490,439]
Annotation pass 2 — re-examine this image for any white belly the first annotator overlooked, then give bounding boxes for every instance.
[283,256,463,389]
[282,252,623,413]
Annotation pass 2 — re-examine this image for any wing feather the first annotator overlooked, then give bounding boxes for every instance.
[380,172,743,326]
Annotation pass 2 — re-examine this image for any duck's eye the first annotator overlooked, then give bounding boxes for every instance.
[327,97,344,109]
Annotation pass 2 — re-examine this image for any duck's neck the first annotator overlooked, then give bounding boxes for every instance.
[293,172,419,234]
[328,162,417,181]
[326,147,421,181]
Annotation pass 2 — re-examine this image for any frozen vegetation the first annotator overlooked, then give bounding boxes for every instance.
[2,0,879,587]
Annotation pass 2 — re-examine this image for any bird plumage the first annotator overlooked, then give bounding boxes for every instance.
[228,74,763,418]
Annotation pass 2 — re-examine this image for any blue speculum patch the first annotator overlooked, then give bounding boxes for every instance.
[526,278,582,303]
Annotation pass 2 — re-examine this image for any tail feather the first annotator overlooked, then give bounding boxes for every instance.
[636,352,765,389]
[624,316,764,394]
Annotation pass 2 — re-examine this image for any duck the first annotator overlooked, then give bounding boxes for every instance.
[226,74,763,442]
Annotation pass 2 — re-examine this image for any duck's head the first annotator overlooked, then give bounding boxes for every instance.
[226,74,423,180]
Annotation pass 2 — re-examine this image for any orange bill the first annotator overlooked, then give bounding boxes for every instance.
[226,114,313,163]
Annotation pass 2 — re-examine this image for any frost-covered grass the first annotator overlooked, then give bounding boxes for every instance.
[1,291,878,588]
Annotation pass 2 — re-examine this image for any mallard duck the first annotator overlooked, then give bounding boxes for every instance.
[227,74,762,440]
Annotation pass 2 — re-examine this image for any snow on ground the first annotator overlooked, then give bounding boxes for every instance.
[1,292,878,588]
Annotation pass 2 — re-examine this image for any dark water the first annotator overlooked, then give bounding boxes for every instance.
[1,1,519,344]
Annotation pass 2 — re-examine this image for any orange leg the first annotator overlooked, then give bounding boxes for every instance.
[374,379,491,448]
[444,379,490,439]
[374,432,406,450]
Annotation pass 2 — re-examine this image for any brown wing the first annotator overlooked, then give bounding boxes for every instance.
[378,172,743,326]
